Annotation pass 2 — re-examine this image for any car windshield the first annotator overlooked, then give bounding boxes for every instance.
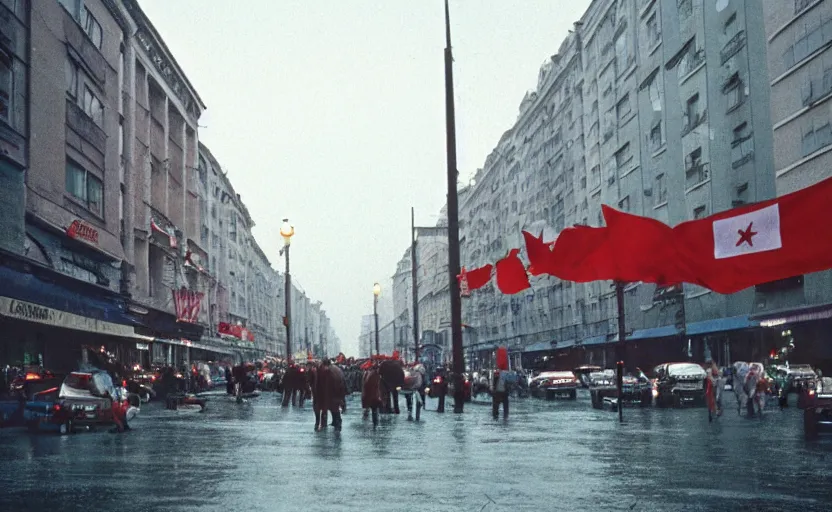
[667,364,705,377]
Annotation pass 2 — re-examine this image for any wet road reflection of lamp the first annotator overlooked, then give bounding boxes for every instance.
[279,219,295,360]
[373,283,381,356]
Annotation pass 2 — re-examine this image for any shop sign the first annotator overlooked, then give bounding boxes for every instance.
[0,296,134,337]
[66,220,100,246]
[136,343,149,351]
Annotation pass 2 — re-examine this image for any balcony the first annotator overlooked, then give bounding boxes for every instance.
[678,48,705,80]
[721,30,746,64]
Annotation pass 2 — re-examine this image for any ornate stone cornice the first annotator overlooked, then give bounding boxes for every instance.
[122,0,205,121]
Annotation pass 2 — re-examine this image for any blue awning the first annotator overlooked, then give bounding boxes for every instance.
[523,341,552,353]
[556,338,576,349]
[629,325,679,341]
[0,264,136,327]
[686,315,757,335]
[581,335,608,346]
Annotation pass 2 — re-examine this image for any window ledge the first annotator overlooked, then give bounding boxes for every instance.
[772,41,832,87]
[685,288,711,299]
[63,194,106,225]
[648,40,662,57]
[685,178,711,195]
[640,0,657,19]
[652,200,668,210]
[619,164,640,179]
[651,145,667,158]
[679,61,705,86]
[776,143,832,178]
[768,0,824,42]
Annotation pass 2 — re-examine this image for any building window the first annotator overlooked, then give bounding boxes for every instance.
[649,120,664,152]
[0,52,11,124]
[655,173,668,205]
[724,73,742,111]
[615,143,632,172]
[783,13,832,72]
[81,6,103,49]
[618,195,630,212]
[229,213,238,242]
[724,12,737,36]
[616,94,632,123]
[801,119,832,157]
[684,92,704,133]
[732,122,755,167]
[66,159,103,216]
[83,86,103,127]
[685,146,708,186]
[679,0,693,21]
[646,12,661,47]
[590,164,601,189]
[59,1,102,49]
[615,30,630,72]
[693,205,707,219]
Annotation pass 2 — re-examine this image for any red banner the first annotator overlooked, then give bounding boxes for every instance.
[172,287,203,323]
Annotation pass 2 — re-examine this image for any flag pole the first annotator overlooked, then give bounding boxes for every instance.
[411,207,420,362]
[615,281,626,424]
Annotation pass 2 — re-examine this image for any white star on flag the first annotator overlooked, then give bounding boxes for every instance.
[712,204,782,259]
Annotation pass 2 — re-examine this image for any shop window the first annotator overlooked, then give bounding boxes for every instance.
[0,51,11,124]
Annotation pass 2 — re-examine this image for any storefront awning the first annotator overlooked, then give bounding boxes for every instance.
[580,335,607,346]
[750,303,832,328]
[628,325,679,341]
[0,263,141,338]
[686,315,757,335]
[153,337,236,355]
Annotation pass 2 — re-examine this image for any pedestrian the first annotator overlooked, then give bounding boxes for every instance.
[705,360,723,421]
[491,369,509,419]
[361,361,383,427]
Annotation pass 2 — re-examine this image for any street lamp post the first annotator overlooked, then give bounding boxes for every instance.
[373,283,381,356]
[279,219,294,361]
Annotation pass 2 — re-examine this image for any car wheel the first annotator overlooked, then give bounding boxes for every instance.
[569,389,577,400]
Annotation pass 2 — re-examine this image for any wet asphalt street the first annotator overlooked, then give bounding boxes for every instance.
[1,390,831,512]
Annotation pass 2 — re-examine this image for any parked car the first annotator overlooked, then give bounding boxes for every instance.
[588,369,652,409]
[530,371,578,400]
[804,376,832,439]
[573,365,603,388]
[653,363,706,407]
[27,371,140,434]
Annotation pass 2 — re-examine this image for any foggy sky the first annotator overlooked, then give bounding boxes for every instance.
[138,0,591,356]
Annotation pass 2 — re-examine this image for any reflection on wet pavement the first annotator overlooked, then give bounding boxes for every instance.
[1,391,831,512]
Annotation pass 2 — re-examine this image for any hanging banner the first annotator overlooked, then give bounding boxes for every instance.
[172,287,203,323]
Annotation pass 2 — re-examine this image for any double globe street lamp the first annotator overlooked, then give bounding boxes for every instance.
[279,219,295,361]
[373,282,381,356]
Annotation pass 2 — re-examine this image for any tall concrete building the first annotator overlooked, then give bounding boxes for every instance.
[762,0,832,365]
[0,0,338,372]
[393,0,783,371]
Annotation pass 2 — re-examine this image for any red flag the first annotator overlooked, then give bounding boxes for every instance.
[522,231,554,276]
[546,225,613,282]
[458,264,493,291]
[673,176,832,294]
[495,249,530,294]
[496,346,509,371]
[602,205,684,285]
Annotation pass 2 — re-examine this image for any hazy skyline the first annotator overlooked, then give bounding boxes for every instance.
[138,0,592,356]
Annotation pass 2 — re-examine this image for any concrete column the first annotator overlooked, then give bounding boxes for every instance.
[122,37,137,292]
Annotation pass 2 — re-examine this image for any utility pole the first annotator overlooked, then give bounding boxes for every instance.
[615,281,626,424]
[443,0,465,413]
[411,207,420,361]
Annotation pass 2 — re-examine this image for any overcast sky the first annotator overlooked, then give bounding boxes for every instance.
[138,0,591,356]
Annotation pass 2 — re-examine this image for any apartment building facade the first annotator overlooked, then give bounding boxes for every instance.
[0,0,337,372]
[762,0,832,366]
[392,0,784,371]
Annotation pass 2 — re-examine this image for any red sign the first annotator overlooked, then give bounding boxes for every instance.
[217,322,255,342]
[172,287,204,323]
[66,220,99,246]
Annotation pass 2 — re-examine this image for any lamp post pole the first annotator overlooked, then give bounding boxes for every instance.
[373,283,381,356]
[280,219,294,361]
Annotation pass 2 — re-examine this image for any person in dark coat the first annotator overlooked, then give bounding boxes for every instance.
[361,362,384,427]
[225,366,234,395]
[314,359,346,431]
